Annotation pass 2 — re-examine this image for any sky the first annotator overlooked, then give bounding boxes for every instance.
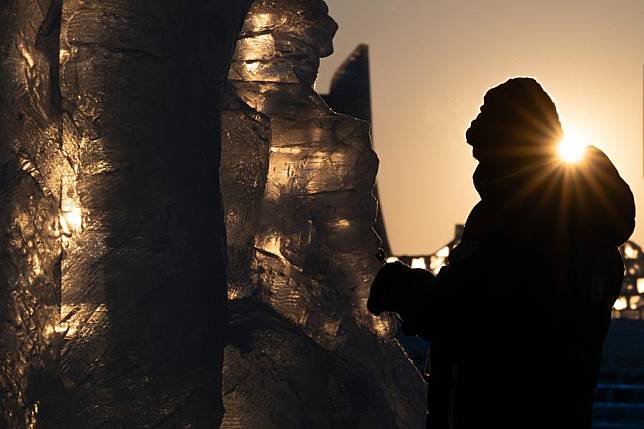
[317,0,644,255]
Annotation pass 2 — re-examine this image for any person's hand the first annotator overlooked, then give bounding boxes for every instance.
[367,261,412,316]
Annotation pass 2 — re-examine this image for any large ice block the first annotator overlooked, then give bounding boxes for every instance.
[322,44,391,255]
[221,1,426,427]
[40,1,253,427]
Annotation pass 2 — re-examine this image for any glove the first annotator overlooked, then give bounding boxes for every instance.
[367,261,413,316]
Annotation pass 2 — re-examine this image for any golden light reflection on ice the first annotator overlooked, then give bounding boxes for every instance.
[18,41,34,68]
[26,400,39,429]
[43,324,55,338]
[322,319,340,337]
[256,233,287,261]
[28,253,43,283]
[228,289,242,301]
[270,146,303,155]
[249,12,275,30]
[59,48,70,65]
[59,304,108,343]
[60,206,82,236]
[234,34,277,61]
[61,304,78,338]
[335,219,350,228]
[245,62,261,74]
[59,155,82,242]
[44,321,69,339]
[372,318,391,337]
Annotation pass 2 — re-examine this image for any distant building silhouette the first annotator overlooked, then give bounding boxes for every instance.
[322,45,391,255]
[387,225,464,276]
[389,224,644,320]
[615,241,644,319]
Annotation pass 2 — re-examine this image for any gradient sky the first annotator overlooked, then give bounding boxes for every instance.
[317,0,644,254]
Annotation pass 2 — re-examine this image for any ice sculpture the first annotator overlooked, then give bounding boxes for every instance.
[51,1,254,426]
[0,2,65,427]
[220,1,426,427]
[3,1,253,427]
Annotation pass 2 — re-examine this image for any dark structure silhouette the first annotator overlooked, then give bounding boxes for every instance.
[368,77,636,428]
[322,44,392,256]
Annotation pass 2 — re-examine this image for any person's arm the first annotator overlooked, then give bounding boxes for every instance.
[367,261,448,340]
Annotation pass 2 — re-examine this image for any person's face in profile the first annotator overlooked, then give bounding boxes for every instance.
[466,102,511,165]
[466,79,566,178]
[466,98,555,173]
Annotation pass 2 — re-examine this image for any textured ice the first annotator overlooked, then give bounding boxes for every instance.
[52,1,251,426]
[220,1,426,427]
[1,0,424,427]
[0,1,65,427]
[1,1,254,428]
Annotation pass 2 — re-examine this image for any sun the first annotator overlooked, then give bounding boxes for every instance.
[557,128,588,163]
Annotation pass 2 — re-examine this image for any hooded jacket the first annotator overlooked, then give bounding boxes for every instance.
[375,144,635,429]
[368,78,635,428]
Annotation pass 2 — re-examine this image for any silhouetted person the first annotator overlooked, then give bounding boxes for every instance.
[368,77,635,429]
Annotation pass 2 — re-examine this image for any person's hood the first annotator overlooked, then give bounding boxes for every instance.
[471,146,635,247]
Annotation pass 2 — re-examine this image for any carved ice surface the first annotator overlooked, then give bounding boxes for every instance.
[2,0,423,426]
[221,1,426,427]
[50,1,251,426]
[0,2,65,427]
[3,1,255,428]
